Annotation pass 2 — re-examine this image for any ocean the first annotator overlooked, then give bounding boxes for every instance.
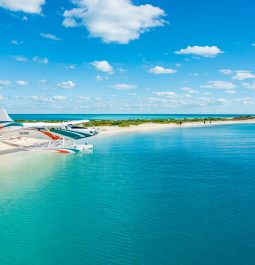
[10,113,252,121]
[1,124,255,265]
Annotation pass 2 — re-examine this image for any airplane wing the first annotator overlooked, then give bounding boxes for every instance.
[23,120,90,128]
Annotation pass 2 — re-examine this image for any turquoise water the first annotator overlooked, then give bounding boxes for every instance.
[10,113,253,121]
[1,124,255,265]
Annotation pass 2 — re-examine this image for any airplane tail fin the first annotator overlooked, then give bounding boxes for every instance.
[0,109,13,122]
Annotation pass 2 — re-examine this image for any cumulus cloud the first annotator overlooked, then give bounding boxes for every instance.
[16,80,29,86]
[149,66,176,75]
[95,75,109,81]
[181,87,198,94]
[96,75,103,81]
[232,70,255,80]
[0,0,45,13]
[225,90,236,94]
[62,0,166,44]
[12,55,28,62]
[175,46,224,58]
[57,80,76,89]
[40,33,61,41]
[38,79,47,85]
[33,56,48,64]
[242,82,255,89]
[31,95,67,103]
[112,83,137,90]
[91,60,113,73]
[0,80,11,87]
[153,91,177,97]
[219,69,233,75]
[11,40,23,45]
[65,65,76,69]
[52,95,67,101]
[201,81,236,90]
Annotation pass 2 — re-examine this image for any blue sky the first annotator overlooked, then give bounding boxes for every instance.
[0,0,255,114]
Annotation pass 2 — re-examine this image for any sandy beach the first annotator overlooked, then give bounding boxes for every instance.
[1,119,255,156]
[98,118,255,135]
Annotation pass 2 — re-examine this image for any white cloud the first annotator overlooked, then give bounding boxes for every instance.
[153,91,177,97]
[52,96,67,101]
[242,82,255,89]
[31,96,39,101]
[225,90,236,94]
[149,66,177,75]
[216,98,232,105]
[65,65,76,69]
[118,68,127,73]
[0,0,45,13]
[91,60,113,73]
[31,95,67,103]
[96,75,107,81]
[0,80,11,87]
[38,79,47,85]
[201,81,236,90]
[240,97,255,105]
[112,83,137,90]
[219,69,233,75]
[175,46,224,58]
[40,33,61,41]
[0,95,6,100]
[62,0,166,44]
[78,96,90,101]
[232,70,255,80]
[16,80,29,86]
[33,56,48,64]
[181,87,198,94]
[57,80,76,89]
[12,55,28,62]
[11,40,23,45]
[96,75,103,81]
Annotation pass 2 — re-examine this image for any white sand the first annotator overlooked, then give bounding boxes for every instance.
[97,119,255,135]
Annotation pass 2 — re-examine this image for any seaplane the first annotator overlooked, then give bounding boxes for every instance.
[0,109,99,154]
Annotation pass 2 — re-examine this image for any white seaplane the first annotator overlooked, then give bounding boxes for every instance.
[0,109,99,154]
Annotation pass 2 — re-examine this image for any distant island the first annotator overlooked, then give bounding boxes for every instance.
[17,116,255,128]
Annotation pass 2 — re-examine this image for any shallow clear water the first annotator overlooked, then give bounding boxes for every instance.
[1,124,255,265]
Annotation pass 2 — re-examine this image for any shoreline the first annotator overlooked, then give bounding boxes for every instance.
[1,119,255,156]
[98,118,255,135]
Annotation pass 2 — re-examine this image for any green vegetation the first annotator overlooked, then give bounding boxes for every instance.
[85,118,226,127]
[16,116,255,128]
